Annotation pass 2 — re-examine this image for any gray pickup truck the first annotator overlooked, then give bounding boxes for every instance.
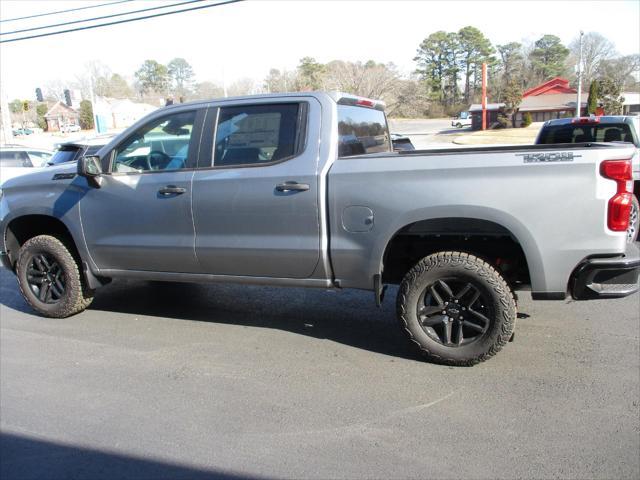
[1,92,639,366]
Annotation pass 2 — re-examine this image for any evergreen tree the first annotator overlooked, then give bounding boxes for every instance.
[457,26,495,103]
[598,78,624,114]
[414,31,459,105]
[296,57,326,90]
[134,60,169,96]
[587,80,598,114]
[36,103,48,131]
[78,100,94,130]
[529,35,570,81]
[168,58,195,97]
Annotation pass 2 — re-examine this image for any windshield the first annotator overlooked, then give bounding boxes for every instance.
[49,146,81,165]
[27,151,52,166]
[538,123,638,146]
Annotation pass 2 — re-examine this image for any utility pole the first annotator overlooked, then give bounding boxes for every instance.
[222,67,228,98]
[576,30,584,117]
[89,75,99,135]
[0,86,13,144]
[481,63,487,130]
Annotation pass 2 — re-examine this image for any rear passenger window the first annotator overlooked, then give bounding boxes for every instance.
[0,151,32,167]
[213,103,302,167]
[338,105,390,157]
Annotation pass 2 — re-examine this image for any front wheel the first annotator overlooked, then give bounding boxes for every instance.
[456,122,462,128]
[16,235,94,318]
[397,251,516,366]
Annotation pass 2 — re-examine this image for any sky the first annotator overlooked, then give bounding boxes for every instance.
[1,0,639,100]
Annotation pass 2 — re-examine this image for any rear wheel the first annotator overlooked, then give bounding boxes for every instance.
[397,251,516,366]
[16,235,94,318]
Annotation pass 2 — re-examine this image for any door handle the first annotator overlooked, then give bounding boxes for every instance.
[158,185,186,195]
[275,182,310,192]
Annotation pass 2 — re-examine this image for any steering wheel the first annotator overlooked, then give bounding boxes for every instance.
[146,150,171,171]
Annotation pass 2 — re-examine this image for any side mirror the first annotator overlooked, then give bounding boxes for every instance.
[77,155,103,188]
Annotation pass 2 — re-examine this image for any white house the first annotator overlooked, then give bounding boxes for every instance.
[93,97,157,130]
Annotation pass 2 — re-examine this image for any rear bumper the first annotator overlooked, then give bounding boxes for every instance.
[571,243,640,300]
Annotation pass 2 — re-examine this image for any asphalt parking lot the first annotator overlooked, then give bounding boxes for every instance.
[1,266,639,480]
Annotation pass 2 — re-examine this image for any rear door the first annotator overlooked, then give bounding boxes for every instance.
[192,99,321,278]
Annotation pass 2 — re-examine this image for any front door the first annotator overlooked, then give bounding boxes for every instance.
[192,100,321,278]
[81,109,204,273]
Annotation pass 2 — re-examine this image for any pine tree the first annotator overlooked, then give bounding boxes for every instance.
[587,81,598,115]
[79,100,94,130]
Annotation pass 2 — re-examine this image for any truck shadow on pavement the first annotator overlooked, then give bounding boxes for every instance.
[0,268,419,361]
[0,432,261,480]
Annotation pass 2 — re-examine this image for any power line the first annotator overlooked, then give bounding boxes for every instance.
[0,0,134,24]
[0,0,243,44]
[1,0,204,36]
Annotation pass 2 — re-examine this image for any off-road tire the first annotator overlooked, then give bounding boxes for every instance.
[397,251,516,366]
[16,235,94,318]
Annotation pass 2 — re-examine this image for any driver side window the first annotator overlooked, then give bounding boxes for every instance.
[113,110,196,173]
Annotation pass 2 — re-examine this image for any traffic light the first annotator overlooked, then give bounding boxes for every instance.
[64,89,71,106]
[35,87,43,102]
[22,100,29,112]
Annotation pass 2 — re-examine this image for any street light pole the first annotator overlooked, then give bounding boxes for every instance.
[576,30,584,117]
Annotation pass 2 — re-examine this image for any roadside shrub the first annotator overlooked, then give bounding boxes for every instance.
[496,115,509,129]
[35,103,48,131]
[426,103,446,118]
[522,112,532,127]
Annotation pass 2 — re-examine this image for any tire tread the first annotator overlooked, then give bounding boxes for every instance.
[396,251,516,366]
[16,235,94,318]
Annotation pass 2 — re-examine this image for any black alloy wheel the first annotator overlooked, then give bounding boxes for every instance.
[417,278,491,347]
[26,253,66,304]
[397,251,516,366]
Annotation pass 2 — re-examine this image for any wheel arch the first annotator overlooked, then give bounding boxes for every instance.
[3,213,104,289]
[376,212,544,290]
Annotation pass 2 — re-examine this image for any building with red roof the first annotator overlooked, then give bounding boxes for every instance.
[516,77,587,123]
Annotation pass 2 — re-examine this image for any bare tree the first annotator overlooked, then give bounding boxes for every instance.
[324,60,402,102]
[192,81,225,100]
[42,79,68,102]
[598,54,640,90]
[227,78,258,96]
[569,32,617,86]
[263,68,298,93]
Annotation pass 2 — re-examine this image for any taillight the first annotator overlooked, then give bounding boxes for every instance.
[600,159,633,231]
[356,99,374,108]
[572,116,600,124]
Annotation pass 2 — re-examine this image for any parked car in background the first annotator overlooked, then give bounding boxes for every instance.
[536,116,640,241]
[60,124,81,134]
[12,128,33,136]
[0,145,52,184]
[390,133,415,151]
[47,135,115,167]
[451,111,472,128]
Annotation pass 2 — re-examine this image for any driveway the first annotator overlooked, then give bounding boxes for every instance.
[389,118,470,149]
[1,266,639,479]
